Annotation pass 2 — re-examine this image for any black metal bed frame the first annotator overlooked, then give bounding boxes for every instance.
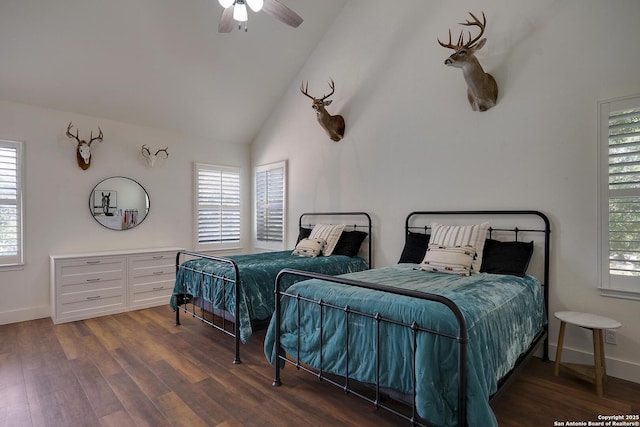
[271,210,551,427]
[173,211,373,364]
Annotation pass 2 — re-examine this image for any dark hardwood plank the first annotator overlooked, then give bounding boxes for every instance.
[1,306,638,427]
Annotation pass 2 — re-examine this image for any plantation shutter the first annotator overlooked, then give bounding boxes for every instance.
[255,161,286,249]
[0,140,23,267]
[195,164,240,248]
[599,95,640,296]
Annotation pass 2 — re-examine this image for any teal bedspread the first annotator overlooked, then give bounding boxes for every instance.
[264,264,546,427]
[170,251,368,343]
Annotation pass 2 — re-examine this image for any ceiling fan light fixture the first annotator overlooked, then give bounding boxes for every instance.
[233,1,248,22]
[218,0,234,8]
[246,0,264,12]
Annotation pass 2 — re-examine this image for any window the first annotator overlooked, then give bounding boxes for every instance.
[0,140,24,268]
[194,163,241,251]
[598,94,640,298]
[255,161,286,250]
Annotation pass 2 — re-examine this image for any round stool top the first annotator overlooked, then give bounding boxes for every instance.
[554,311,622,329]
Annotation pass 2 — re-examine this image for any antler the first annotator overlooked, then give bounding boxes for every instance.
[300,79,336,101]
[141,144,151,157]
[66,122,81,144]
[88,127,103,145]
[155,147,169,157]
[438,11,487,50]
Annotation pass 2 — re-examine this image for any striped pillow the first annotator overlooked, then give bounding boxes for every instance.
[420,244,475,276]
[429,222,489,273]
[309,224,346,256]
[292,238,326,257]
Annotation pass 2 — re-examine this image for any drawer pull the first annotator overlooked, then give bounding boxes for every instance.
[152,271,164,275]
[86,296,101,300]
[86,260,101,265]
[152,256,164,259]
[86,278,101,282]
[153,286,165,291]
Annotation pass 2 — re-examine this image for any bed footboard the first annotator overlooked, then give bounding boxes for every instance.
[271,268,470,427]
[174,250,242,364]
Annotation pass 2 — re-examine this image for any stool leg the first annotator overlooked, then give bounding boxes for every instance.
[554,321,566,376]
[599,329,607,379]
[593,328,603,397]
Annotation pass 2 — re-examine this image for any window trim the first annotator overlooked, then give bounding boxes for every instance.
[0,139,24,269]
[598,93,640,300]
[193,162,242,252]
[254,160,287,251]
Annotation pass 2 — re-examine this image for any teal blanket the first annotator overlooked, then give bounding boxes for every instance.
[264,264,546,427]
[170,251,368,343]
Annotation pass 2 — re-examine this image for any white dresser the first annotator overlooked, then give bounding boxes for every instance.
[50,247,182,324]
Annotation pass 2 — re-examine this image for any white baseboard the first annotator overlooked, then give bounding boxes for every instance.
[0,305,50,325]
[549,343,640,384]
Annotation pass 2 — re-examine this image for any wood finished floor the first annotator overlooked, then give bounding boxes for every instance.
[1,306,639,427]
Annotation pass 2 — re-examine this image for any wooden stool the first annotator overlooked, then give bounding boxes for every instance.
[554,311,621,397]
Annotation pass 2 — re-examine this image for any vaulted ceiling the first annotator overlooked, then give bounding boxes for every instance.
[0,0,347,143]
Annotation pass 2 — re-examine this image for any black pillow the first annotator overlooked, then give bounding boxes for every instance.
[296,227,312,244]
[398,232,430,264]
[333,230,368,257]
[480,239,534,277]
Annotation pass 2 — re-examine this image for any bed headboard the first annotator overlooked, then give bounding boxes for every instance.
[299,212,373,268]
[404,210,551,328]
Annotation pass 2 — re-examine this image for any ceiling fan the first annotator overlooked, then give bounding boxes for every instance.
[217,0,303,32]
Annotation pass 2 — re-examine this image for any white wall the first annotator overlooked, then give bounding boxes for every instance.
[0,100,251,324]
[251,0,640,383]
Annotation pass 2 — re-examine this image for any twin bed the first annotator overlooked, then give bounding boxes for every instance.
[170,212,372,363]
[170,210,550,427]
[265,210,550,427]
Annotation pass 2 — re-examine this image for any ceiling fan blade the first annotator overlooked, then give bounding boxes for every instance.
[218,7,235,33]
[262,0,303,28]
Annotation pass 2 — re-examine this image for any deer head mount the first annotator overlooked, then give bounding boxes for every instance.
[141,144,169,168]
[65,122,103,170]
[300,79,345,142]
[438,11,498,112]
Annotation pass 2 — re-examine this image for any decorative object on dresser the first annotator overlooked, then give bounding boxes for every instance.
[300,79,346,142]
[140,144,169,168]
[65,121,104,170]
[438,11,498,112]
[50,248,182,324]
[90,176,150,231]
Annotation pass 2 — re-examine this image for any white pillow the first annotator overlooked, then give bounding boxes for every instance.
[309,224,346,256]
[292,238,326,257]
[429,222,489,273]
[420,244,474,276]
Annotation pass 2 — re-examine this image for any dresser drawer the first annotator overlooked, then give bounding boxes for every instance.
[58,257,126,277]
[57,287,125,321]
[129,253,175,270]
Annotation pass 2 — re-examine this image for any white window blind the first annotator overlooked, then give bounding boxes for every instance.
[599,94,640,298]
[0,140,23,267]
[194,163,241,250]
[255,161,286,250]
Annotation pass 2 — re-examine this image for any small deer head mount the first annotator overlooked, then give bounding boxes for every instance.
[65,122,103,170]
[300,79,346,142]
[141,144,169,168]
[438,11,498,112]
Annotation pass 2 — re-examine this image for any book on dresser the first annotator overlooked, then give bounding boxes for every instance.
[50,247,183,324]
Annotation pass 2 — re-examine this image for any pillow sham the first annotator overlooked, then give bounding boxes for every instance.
[333,230,368,257]
[480,239,534,277]
[309,224,346,256]
[420,244,474,276]
[296,227,312,244]
[398,232,430,264]
[429,222,489,273]
[291,238,326,257]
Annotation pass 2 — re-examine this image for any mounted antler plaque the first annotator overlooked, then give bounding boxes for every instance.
[438,11,498,112]
[65,122,104,170]
[300,79,345,141]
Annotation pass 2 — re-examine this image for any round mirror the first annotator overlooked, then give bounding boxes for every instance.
[89,177,150,230]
